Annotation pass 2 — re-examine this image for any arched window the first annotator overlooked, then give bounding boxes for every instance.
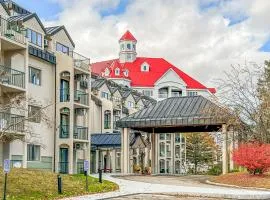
[104,110,111,129]
[159,159,165,173]
[159,142,165,157]
[115,68,120,76]
[60,108,70,138]
[123,69,129,77]
[104,68,110,76]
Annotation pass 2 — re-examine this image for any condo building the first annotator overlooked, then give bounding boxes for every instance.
[0,0,90,174]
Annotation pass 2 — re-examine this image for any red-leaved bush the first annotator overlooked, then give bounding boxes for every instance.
[233,143,270,175]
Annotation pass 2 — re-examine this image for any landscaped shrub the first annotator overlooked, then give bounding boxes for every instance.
[207,164,222,176]
[233,142,270,175]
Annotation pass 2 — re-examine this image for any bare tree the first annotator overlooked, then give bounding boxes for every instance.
[214,61,270,143]
[0,92,53,145]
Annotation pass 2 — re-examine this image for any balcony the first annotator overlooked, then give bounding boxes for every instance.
[0,112,25,133]
[74,126,88,141]
[70,51,90,72]
[0,16,26,46]
[0,65,25,90]
[74,90,89,106]
[29,45,56,65]
[59,125,69,138]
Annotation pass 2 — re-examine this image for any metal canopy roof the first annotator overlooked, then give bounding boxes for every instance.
[116,96,224,133]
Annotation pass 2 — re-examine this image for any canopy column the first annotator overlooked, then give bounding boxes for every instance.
[121,128,130,174]
[222,124,228,174]
[151,128,157,174]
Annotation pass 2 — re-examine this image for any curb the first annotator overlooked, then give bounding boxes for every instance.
[206,180,270,191]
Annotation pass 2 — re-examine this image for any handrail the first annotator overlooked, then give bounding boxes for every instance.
[0,112,25,132]
[74,90,89,105]
[0,65,25,88]
[74,126,88,140]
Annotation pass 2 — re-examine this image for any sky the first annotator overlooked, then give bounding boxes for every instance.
[13,0,270,87]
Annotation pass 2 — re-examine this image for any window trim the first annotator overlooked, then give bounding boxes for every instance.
[56,42,69,55]
[27,29,42,47]
[27,144,41,161]
[29,66,41,86]
[28,105,41,123]
[104,110,111,129]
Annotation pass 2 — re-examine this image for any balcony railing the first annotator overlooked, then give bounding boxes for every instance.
[59,162,69,174]
[60,88,70,102]
[74,90,88,106]
[0,65,25,89]
[0,16,26,45]
[74,126,88,140]
[158,93,168,99]
[70,51,90,72]
[0,112,25,132]
[29,45,56,65]
[59,125,69,138]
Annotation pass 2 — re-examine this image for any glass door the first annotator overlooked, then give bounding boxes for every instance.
[59,148,68,173]
[60,79,70,102]
[60,113,69,138]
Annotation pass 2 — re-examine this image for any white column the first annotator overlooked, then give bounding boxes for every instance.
[111,149,116,172]
[229,130,235,171]
[95,150,99,173]
[222,124,228,174]
[151,129,156,174]
[121,128,130,174]
[144,147,148,167]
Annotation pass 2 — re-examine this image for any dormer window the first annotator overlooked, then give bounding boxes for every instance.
[133,44,136,50]
[104,68,110,76]
[141,62,149,72]
[123,69,129,77]
[115,68,120,76]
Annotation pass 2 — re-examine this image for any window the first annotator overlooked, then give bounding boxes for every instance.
[127,54,131,60]
[133,44,136,50]
[127,43,131,50]
[127,101,134,108]
[27,29,42,47]
[27,144,40,161]
[141,63,149,72]
[121,44,124,50]
[56,42,69,55]
[104,110,111,129]
[115,68,120,76]
[28,105,41,123]
[123,69,129,77]
[104,68,110,76]
[116,151,121,170]
[29,67,41,85]
[188,91,198,96]
[142,90,153,97]
[101,91,110,100]
[160,142,165,157]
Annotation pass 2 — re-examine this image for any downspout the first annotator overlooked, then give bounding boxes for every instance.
[53,62,57,173]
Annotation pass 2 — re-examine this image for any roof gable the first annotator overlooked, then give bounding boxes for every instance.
[155,68,187,87]
[45,26,75,47]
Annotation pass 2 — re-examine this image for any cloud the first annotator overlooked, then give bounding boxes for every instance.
[43,0,270,87]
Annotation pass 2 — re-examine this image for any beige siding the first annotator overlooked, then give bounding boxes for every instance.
[51,29,75,53]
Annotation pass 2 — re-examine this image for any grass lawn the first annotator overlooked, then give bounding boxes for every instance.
[211,172,270,189]
[0,168,119,200]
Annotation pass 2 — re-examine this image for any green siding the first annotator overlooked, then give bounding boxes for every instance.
[11,155,23,160]
[27,156,53,171]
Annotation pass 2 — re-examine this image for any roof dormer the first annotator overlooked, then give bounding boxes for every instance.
[115,68,120,76]
[141,62,150,72]
[104,67,110,76]
[123,69,129,77]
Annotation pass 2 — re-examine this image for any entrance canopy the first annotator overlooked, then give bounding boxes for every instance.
[116,96,224,133]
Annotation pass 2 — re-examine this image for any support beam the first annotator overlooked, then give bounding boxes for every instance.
[222,124,228,174]
[121,128,130,174]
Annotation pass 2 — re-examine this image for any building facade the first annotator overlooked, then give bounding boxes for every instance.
[0,0,90,174]
[91,31,215,174]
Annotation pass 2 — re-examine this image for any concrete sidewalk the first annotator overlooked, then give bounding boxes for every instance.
[64,174,270,200]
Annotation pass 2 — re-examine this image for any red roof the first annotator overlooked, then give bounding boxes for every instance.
[119,30,137,42]
[104,60,130,79]
[92,57,215,93]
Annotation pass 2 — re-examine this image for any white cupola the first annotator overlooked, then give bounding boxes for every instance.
[119,30,137,63]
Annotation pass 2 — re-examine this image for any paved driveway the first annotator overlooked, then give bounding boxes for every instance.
[65,174,270,200]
